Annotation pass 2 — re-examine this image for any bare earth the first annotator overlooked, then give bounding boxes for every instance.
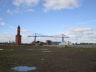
[0,45,96,72]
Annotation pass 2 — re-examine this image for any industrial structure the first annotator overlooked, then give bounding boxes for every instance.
[16,26,21,45]
[15,26,70,45]
[28,33,69,43]
[28,33,70,45]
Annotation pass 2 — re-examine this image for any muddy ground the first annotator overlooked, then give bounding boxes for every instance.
[0,45,96,72]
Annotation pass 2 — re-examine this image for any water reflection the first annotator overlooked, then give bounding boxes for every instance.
[11,66,37,72]
[0,49,4,50]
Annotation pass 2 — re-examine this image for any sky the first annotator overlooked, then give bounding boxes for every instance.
[0,0,96,43]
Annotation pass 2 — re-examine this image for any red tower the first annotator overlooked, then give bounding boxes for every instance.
[16,26,21,45]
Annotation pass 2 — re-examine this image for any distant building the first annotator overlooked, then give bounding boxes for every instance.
[16,26,22,45]
[46,40,52,45]
[59,41,72,46]
[52,42,61,45]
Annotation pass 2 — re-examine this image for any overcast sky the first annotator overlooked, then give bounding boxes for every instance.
[0,0,96,43]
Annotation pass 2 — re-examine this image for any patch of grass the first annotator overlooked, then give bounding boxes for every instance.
[0,45,96,72]
[0,49,18,72]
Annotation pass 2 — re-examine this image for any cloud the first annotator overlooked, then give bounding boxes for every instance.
[44,0,79,11]
[0,18,6,26]
[7,0,40,14]
[21,29,30,34]
[67,27,94,38]
[13,0,40,7]
[6,0,80,13]
[0,22,6,26]
[0,28,32,43]
[7,8,21,14]
[66,27,96,43]
[20,29,33,43]
[7,8,33,14]
[71,27,93,32]
[0,33,15,43]
[76,19,96,25]
[0,18,3,21]
[24,8,33,12]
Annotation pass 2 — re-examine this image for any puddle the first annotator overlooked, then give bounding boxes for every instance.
[0,49,4,50]
[11,66,37,72]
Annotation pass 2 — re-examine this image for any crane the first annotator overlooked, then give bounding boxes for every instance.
[28,33,69,42]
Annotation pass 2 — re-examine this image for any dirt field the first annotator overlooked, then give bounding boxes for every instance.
[0,45,96,72]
